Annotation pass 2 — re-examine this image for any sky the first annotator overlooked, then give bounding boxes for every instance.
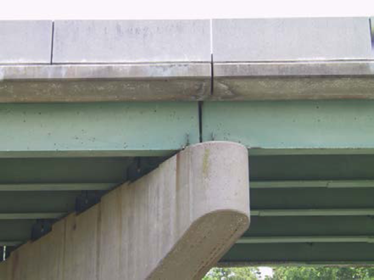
[1,0,374,20]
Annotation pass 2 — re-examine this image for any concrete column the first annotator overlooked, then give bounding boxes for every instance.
[0,141,250,280]
[0,263,5,279]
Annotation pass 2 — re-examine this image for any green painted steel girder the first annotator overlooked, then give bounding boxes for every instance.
[244,216,374,237]
[251,187,374,209]
[1,179,374,191]
[0,183,117,191]
[0,192,78,213]
[220,243,374,265]
[0,213,65,220]
[251,209,374,217]
[0,220,36,244]
[251,180,374,189]
[0,102,199,158]
[249,154,374,181]
[237,236,374,244]
[1,100,374,157]
[203,100,374,155]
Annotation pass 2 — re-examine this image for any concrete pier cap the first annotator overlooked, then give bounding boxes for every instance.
[0,141,250,280]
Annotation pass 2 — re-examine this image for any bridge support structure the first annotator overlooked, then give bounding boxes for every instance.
[0,142,250,280]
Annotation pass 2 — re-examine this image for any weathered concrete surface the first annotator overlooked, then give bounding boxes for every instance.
[53,20,211,63]
[0,64,211,102]
[212,18,374,100]
[0,141,250,280]
[0,263,5,279]
[213,62,374,100]
[213,18,372,62]
[0,21,52,64]
[2,18,374,102]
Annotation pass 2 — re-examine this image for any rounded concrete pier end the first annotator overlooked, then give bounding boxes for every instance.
[0,141,250,280]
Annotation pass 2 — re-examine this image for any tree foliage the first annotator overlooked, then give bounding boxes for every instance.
[203,267,260,280]
[269,266,374,280]
[204,266,374,280]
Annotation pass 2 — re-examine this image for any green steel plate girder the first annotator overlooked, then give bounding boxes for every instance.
[0,192,79,213]
[243,216,374,237]
[250,188,374,209]
[1,100,374,156]
[2,100,374,265]
[0,102,199,158]
[202,100,374,155]
[220,243,374,264]
[249,154,374,181]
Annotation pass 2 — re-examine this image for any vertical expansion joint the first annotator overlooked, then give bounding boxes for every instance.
[50,21,55,64]
[210,53,214,96]
[370,18,374,50]
[198,102,203,142]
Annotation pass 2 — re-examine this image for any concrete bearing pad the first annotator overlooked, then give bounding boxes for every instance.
[0,141,250,280]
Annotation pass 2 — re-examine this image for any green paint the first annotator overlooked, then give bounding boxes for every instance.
[251,209,374,216]
[221,243,374,264]
[0,102,199,157]
[251,188,374,209]
[0,213,65,220]
[243,216,374,237]
[0,183,117,191]
[0,191,78,213]
[203,100,374,154]
[251,180,374,189]
[2,100,374,265]
[237,236,374,244]
[249,154,374,181]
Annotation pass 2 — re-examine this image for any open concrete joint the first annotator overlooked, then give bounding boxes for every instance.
[0,141,250,280]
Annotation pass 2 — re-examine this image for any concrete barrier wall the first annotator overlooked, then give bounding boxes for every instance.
[213,18,372,62]
[1,18,371,65]
[53,20,211,63]
[1,18,374,101]
[0,21,52,64]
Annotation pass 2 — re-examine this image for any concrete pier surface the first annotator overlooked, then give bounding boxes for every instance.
[0,142,249,280]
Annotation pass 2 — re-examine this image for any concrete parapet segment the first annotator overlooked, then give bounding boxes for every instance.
[2,18,374,101]
[0,20,211,102]
[0,21,53,64]
[53,20,211,63]
[213,18,372,62]
[0,64,211,102]
[212,61,374,100]
[212,18,374,100]
[0,142,250,280]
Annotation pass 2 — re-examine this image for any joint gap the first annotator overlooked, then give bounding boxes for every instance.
[198,101,203,143]
[370,18,374,52]
[210,53,214,96]
[50,21,55,64]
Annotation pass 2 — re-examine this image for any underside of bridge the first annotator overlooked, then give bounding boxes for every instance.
[1,17,374,279]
